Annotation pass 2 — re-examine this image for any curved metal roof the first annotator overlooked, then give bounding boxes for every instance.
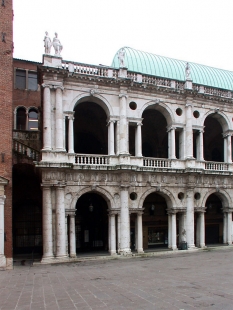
[111,47,233,90]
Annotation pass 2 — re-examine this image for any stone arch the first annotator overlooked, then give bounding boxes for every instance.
[139,187,178,209]
[201,110,231,132]
[201,189,232,209]
[70,186,114,210]
[140,100,175,126]
[69,92,113,118]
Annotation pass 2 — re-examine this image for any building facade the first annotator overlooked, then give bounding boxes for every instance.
[35,47,233,262]
[0,0,13,269]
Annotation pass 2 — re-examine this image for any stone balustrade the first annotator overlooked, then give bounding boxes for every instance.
[75,154,110,165]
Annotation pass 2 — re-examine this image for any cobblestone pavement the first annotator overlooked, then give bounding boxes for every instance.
[1,248,233,310]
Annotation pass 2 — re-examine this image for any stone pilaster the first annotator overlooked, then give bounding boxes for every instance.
[186,188,195,248]
[108,120,115,155]
[185,102,193,159]
[42,84,52,150]
[119,186,131,254]
[136,210,144,253]
[55,185,67,258]
[55,86,64,151]
[69,214,76,257]
[42,186,54,260]
[167,126,176,159]
[109,211,117,255]
[119,93,128,155]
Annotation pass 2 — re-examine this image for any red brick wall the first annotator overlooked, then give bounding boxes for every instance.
[0,0,13,262]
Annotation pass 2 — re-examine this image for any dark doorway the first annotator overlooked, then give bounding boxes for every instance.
[75,193,108,252]
[13,164,42,254]
[205,194,223,244]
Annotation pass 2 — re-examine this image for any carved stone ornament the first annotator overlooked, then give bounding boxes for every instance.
[52,32,63,56]
[118,48,126,68]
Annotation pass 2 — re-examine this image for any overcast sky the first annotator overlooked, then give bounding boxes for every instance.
[13,0,233,71]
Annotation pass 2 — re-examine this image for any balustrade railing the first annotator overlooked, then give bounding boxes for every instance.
[143,157,172,168]
[205,162,229,171]
[75,154,109,165]
[13,140,40,161]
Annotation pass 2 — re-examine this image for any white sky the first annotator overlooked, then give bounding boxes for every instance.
[13,0,233,71]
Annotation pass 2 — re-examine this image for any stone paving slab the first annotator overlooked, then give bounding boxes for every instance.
[1,248,233,309]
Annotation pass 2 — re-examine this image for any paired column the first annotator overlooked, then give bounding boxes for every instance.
[42,84,52,150]
[0,196,6,266]
[196,130,204,161]
[223,134,232,163]
[135,122,142,157]
[119,94,129,154]
[42,186,53,259]
[69,214,76,257]
[167,126,176,159]
[186,188,195,248]
[68,114,75,153]
[185,102,193,159]
[108,120,115,155]
[136,211,143,253]
[108,211,117,255]
[119,186,131,254]
[55,86,64,151]
[196,210,205,248]
[55,186,67,258]
[168,211,177,250]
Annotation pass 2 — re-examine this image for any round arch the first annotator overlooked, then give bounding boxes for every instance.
[140,100,175,126]
[69,93,113,118]
[201,189,232,209]
[139,187,178,209]
[70,186,114,210]
[200,111,231,132]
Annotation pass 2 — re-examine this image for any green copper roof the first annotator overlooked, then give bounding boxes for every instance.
[111,47,233,91]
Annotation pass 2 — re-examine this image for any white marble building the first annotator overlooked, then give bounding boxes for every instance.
[37,46,233,262]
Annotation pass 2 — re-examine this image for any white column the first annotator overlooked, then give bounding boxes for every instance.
[42,187,53,259]
[65,214,68,255]
[56,186,67,258]
[109,213,116,255]
[168,127,176,159]
[227,212,232,245]
[68,114,75,153]
[199,211,205,248]
[108,121,115,155]
[196,212,200,247]
[42,85,52,150]
[185,102,193,159]
[119,186,131,254]
[226,135,232,163]
[0,196,6,266]
[69,215,76,257]
[117,214,121,253]
[179,129,185,160]
[55,86,64,150]
[196,130,204,161]
[137,212,143,253]
[135,122,142,157]
[119,94,128,154]
[223,212,227,244]
[171,212,177,250]
[168,214,172,248]
[186,188,195,248]
[179,213,186,245]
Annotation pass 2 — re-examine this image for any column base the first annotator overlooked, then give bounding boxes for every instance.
[70,254,76,258]
[172,246,178,251]
[0,255,6,270]
[56,254,68,259]
[41,255,55,263]
[119,249,132,256]
[110,251,117,256]
[199,244,206,248]
[188,244,197,250]
[137,249,144,254]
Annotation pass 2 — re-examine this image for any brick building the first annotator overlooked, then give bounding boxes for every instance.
[0,0,13,269]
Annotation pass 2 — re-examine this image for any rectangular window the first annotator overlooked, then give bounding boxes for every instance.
[15,69,38,90]
[15,69,26,89]
[28,72,38,90]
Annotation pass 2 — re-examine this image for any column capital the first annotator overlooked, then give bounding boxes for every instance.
[54,85,64,91]
[222,208,233,213]
[65,208,76,217]
[185,102,193,108]
[107,119,115,126]
[167,208,178,214]
[167,125,176,132]
[195,207,206,213]
[137,121,143,127]
[119,93,128,99]
[0,195,6,205]
[42,83,52,89]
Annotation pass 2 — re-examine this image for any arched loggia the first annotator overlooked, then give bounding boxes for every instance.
[75,192,108,252]
[73,101,108,154]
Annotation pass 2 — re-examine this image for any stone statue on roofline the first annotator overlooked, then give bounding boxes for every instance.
[185,62,191,80]
[52,32,63,56]
[118,48,126,68]
[44,31,52,54]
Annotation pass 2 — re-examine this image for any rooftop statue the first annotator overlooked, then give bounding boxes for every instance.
[53,32,63,56]
[44,31,52,54]
[185,62,191,80]
[118,48,126,68]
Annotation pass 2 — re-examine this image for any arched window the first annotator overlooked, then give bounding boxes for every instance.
[28,109,38,131]
[16,107,26,130]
